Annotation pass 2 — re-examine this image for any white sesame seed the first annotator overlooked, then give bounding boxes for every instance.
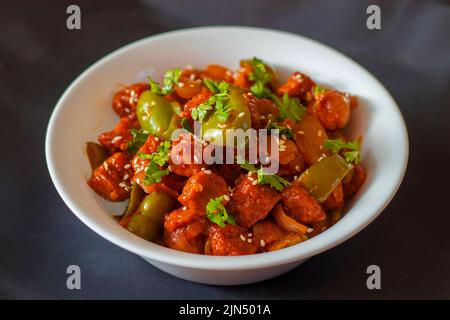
[123,174,129,180]
[240,235,246,241]
[281,134,287,141]
[203,170,212,174]
[307,228,314,233]
[279,139,285,145]
[297,130,305,135]
[111,135,123,143]
[319,145,323,150]
[247,233,252,237]
[183,206,187,211]
[124,164,131,169]
[125,108,131,113]
[248,176,254,182]
[318,130,322,137]
[260,240,266,247]
[293,176,297,180]
[247,171,252,177]
[295,165,300,171]
[201,167,205,171]
[154,137,159,141]
[247,238,253,243]
[119,182,127,188]
[189,73,196,80]
[238,112,245,118]
[223,195,230,201]
[252,180,258,185]
[177,82,184,87]
[260,115,266,120]
[136,178,141,184]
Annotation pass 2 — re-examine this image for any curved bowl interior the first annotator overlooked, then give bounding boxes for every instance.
[46,27,408,272]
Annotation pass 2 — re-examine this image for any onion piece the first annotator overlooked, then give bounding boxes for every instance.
[273,204,308,234]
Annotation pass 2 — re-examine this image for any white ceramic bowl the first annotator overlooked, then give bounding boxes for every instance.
[46,27,408,285]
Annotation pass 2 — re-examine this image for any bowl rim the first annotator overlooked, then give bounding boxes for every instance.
[45,26,409,270]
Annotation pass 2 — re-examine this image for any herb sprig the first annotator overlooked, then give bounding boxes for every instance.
[240,162,291,191]
[324,139,361,165]
[267,123,293,139]
[248,57,305,121]
[127,129,149,154]
[138,140,172,185]
[206,196,235,228]
[191,79,231,123]
[149,68,181,96]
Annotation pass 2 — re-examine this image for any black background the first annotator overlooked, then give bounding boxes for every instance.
[1,0,449,299]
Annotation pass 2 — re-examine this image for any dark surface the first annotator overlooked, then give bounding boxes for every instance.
[1,0,449,299]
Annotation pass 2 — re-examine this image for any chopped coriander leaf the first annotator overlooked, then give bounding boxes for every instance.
[279,93,305,121]
[239,162,291,191]
[324,139,361,165]
[314,85,326,95]
[149,68,181,95]
[191,79,231,123]
[256,168,291,191]
[191,103,213,122]
[203,78,221,93]
[127,129,149,154]
[138,140,172,185]
[249,57,272,99]
[143,162,170,185]
[267,123,293,139]
[206,196,235,228]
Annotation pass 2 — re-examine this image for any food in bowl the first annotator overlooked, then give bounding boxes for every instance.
[85,57,366,256]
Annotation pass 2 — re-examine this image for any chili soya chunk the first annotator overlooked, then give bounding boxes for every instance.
[164,217,206,254]
[277,72,315,99]
[98,113,140,152]
[131,135,161,176]
[243,92,279,129]
[203,64,234,82]
[229,174,281,228]
[87,152,133,201]
[180,88,211,121]
[169,134,209,177]
[281,181,326,224]
[342,165,366,198]
[233,64,253,90]
[323,182,344,211]
[208,224,259,256]
[315,91,351,130]
[164,207,198,233]
[130,135,179,198]
[112,83,149,117]
[252,220,285,251]
[178,171,229,213]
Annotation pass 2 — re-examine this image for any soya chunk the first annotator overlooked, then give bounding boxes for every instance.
[277,72,315,99]
[98,114,140,152]
[178,172,229,213]
[252,220,285,250]
[229,174,281,228]
[87,152,133,201]
[208,224,258,256]
[112,83,149,117]
[164,218,206,254]
[281,182,326,223]
[168,133,208,177]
